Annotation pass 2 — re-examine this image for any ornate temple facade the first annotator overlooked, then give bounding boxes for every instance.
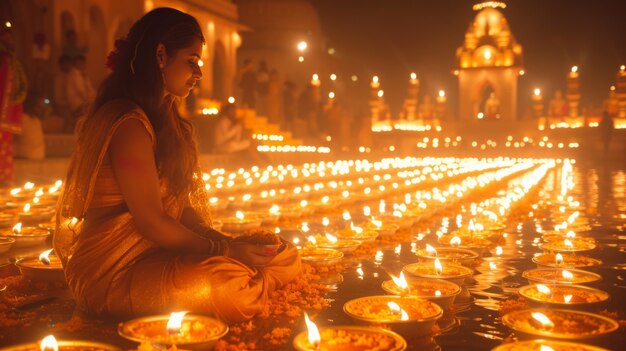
[456,3,524,122]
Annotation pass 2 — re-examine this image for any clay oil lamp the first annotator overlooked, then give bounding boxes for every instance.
[415,244,479,266]
[299,245,344,266]
[0,334,121,351]
[381,272,461,310]
[3,223,50,247]
[403,258,473,285]
[292,312,407,351]
[17,203,55,225]
[220,211,262,233]
[15,248,65,283]
[492,339,610,351]
[522,268,602,286]
[438,234,491,255]
[316,233,360,255]
[118,311,228,350]
[532,252,602,269]
[518,284,609,310]
[502,309,619,341]
[541,238,596,253]
[343,295,442,336]
[363,217,399,237]
[335,222,378,243]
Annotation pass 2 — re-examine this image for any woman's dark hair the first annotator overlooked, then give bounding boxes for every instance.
[89,8,205,197]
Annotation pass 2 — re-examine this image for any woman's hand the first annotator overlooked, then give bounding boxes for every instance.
[226,242,281,267]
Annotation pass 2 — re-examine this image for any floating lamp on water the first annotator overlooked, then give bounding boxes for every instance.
[18,203,55,224]
[293,312,407,351]
[0,334,122,351]
[118,312,228,350]
[522,268,602,285]
[403,259,473,286]
[15,248,65,282]
[518,284,609,309]
[415,245,479,266]
[502,309,619,341]
[316,233,360,255]
[532,252,602,269]
[492,339,610,351]
[381,273,461,310]
[343,295,442,336]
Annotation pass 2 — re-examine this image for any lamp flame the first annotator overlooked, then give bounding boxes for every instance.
[387,301,409,321]
[468,219,476,232]
[555,253,564,265]
[495,246,503,256]
[371,218,383,229]
[540,346,555,351]
[304,312,320,348]
[23,203,31,213]
[425,244,437,256]
[531,312,554,328]
[307,236,317,245]
[235,211,244,221]
[269,205,280,215]
[536,284,551,295]
[325,233,337,243]
[166,311,187,335]
[565,231,576,239]
[564,294,573,303]
[435,290,442,297]
[40,335,58,351]
[434,258,443,275]
[391,272,409,291]
[363,206,371,217]
[39,249,53,265]
[12,222,22,234]
[562,270,574,280]
[342,210,351,221]
[450,236,462,246]
[563,239,573,248]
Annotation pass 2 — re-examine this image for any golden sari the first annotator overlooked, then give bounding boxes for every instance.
[54,99,300,323]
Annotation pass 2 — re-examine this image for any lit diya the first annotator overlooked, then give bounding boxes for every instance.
[381,273,461,310]
[523,268,602,285]
[438,234,492,255]
[17,203,55,224]
[492,339,610,351]
[403,258,473,285]
[0,236,15,254]
[518,284,609,309]
[532,252,602,269]
[299,247,344,265]
[541,239,596,253]
[220,211,262,233]
[2,223,50,247]
[415,244,479,266]
[0,334,122,351]
[15,249,65,282]
[363,218,400,236]
[316,233,361,255]
[343,295,442,335]
[293,313,407,351]
[335,223,379,243]
[502,309,619,341]
[119,312,228,350]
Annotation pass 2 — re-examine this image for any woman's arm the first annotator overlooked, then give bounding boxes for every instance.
[179,206,232,242]
[109,118,225,255]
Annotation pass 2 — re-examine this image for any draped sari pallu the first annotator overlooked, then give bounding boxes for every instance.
[54,99,300,323]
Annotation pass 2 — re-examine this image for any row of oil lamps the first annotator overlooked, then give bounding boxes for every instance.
[0,158,618,350]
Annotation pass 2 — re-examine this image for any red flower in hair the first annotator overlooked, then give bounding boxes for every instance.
[105,38,128,70]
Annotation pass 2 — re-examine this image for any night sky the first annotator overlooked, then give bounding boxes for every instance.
[312,0,626,116]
